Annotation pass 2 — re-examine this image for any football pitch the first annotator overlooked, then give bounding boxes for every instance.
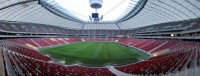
[40,42,149,67]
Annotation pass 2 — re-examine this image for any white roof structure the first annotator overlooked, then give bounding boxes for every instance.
[0,0,200,29]
[118,0,200,29]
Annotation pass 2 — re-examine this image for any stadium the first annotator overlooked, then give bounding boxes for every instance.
[0,0,200,76]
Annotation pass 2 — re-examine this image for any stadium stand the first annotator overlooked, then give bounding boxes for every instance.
[31,38,51,47]
[1,37,200,75]
[139,40,166,52]
[115,41,199,75]
[133,39,155,48]
[1,39,117,76]
[198,49,200,66]
[1,0,200,76]
[82,38,118,42]
[65,66,116,76]
[0,46,4,76]
[150,40,180,53]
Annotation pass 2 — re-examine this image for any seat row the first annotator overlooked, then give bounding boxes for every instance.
[115,41,199,75]
[1,38,116,76]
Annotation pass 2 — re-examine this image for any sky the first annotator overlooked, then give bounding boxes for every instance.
[55,0,133,21]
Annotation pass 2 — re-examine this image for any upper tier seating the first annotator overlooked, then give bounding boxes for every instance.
[0,22,68,34]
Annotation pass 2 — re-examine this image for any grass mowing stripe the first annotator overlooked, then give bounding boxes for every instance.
[83,42,97,58]
[111,43,128,58]
[109,42,121,59]
[64,42,94,57]
[110,43,133,58]
[72,42,94,58]
[91,42,103,58]
[40,42,149,67]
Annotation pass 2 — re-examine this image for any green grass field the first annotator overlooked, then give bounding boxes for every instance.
[40,42,149,67]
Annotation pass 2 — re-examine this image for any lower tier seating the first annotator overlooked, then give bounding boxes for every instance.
[1,38,115,76]
[1,38,200,75]
[115,41,199,75]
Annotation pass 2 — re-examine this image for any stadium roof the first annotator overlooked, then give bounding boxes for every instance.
[0,0,200,29]
[54,0,140,21]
